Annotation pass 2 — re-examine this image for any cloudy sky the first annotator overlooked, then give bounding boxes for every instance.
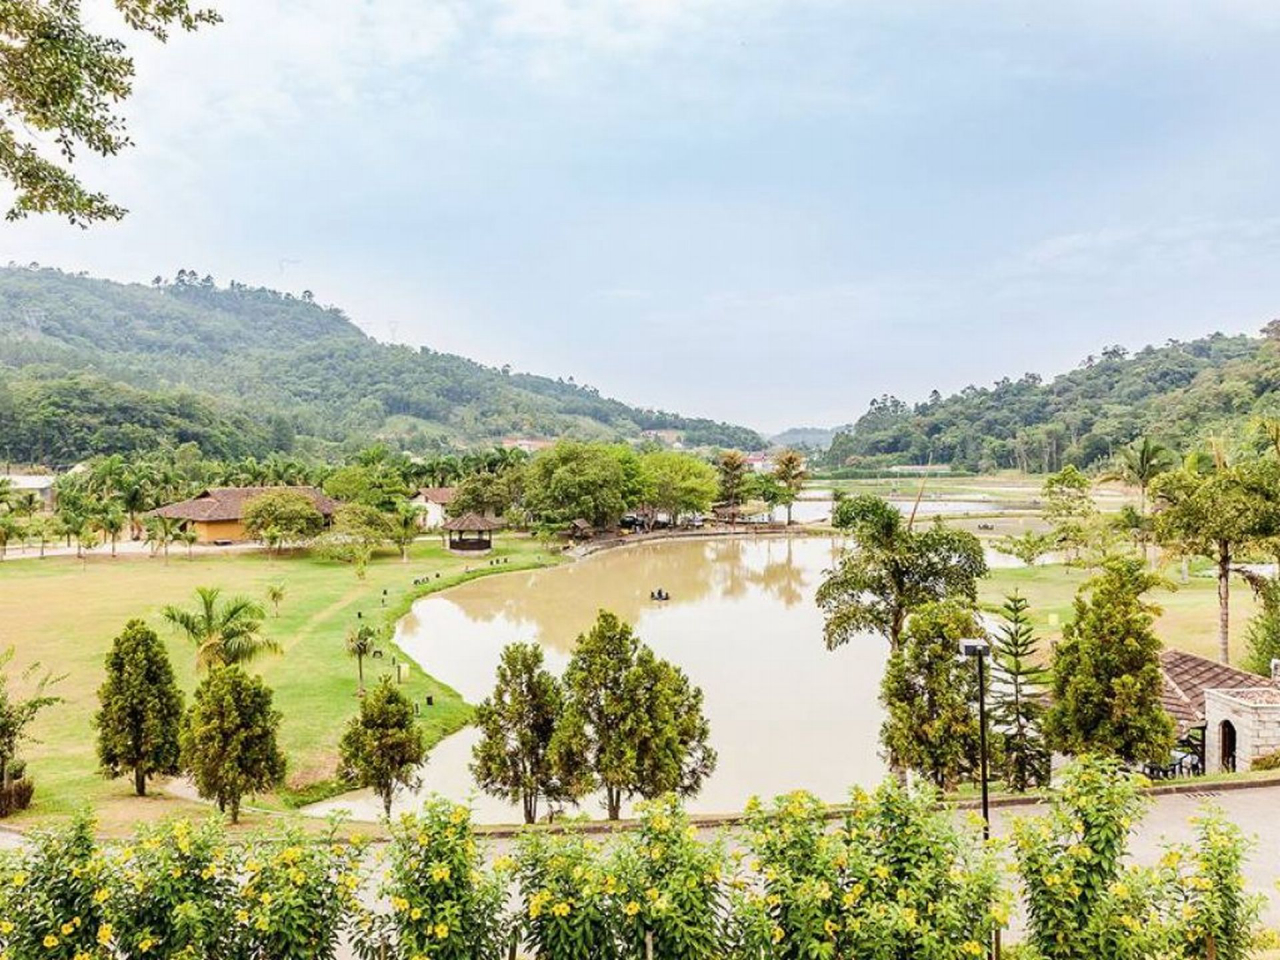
[6,1,1280,433]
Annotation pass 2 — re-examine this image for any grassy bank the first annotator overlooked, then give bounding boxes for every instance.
[0,534,562,831]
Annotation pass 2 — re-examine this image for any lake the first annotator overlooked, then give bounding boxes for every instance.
[310,536,889,823]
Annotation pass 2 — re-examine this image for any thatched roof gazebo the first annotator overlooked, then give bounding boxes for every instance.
[442,513,502,553]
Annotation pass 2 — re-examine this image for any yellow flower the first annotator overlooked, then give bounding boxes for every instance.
[772,926,784,944]
[434,922,450,940]
[139,937,154,952]
[410,908,422,921]
[645,887,659,901]
[11,873,27,889]
[97,924,113,946]
[61,923,75,936]
[431,865,451,883]
[624,901,641,917]
[391,896,410,912]
[0,921,14,935]
[93,888,109,904]
[824,919,839,938]
[962,941,984,956]
[42,935,59,949]
[259,892,272,906]
[236,910,250,924]
[551,901,571,918]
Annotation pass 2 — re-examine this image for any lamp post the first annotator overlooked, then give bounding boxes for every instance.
[961,635,997,960]
[959,636,991,839]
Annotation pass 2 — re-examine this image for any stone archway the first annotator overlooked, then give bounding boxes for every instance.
[1219,719,1237,773]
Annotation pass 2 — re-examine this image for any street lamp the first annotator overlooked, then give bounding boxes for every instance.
[959,637,991,841]
[961,635,996,960]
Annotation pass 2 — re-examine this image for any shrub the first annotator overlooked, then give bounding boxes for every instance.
[101,818,240,958]
[351,798,509,960]
[0,812,107,960]
[612,795,725,960]
[1251,750,1280,771]
[515,829,621,960]
[0,777,33,817]
[737,783,1006,960]
[236,825,367,960]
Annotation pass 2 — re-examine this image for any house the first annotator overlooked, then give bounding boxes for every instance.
[410,487,456,529]
[743,452,773,474]
[148,486,338,544]
[501,437,556,454]
[1159,649,1280,775]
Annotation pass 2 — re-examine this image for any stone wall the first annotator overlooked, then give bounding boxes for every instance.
[1204,688,1280,773]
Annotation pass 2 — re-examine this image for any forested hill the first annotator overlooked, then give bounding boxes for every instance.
[826,331,1280,472]
[0,267,762,463]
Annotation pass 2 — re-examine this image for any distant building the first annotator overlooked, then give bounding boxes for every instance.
[1,474,56,509]
[410,487,456,529]
[500,437,556,454]
[744,452,773,474]
[641,429,684,448]
[149,486,338,544]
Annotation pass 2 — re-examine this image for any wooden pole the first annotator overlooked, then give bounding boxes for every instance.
[645,930,654,960]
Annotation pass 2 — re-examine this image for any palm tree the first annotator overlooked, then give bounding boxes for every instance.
[346,624,379,695]
[265,582,286,617]
[178,527,198,559]
[1102,437,1174,563]
[162,586,277,672]
[95,504,125,557]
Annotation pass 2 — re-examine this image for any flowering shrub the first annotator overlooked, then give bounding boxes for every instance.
[101,819,240,958]
[735,784,1005,960]
[235,824,366,960]
[1164,810,1260,960]
[0,813,107,960]
[351,798,509,960]
[515,828,622,960]
[612,795,726,960]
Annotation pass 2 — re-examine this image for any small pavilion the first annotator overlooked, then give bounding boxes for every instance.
[442,513,501,553]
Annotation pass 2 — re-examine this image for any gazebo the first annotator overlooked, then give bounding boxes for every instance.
[442,513,502,553]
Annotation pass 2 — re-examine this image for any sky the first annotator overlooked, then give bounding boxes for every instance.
[6,0,1280,434]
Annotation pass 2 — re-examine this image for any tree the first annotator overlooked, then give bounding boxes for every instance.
[387,501,420,562]
[1104,436,1174,517]
[817,495,987,652]
[179,666,285,823]
[144,514,182,563]
[522,441,632,530]
[162,586,278,672]
[1237,569,1280,676]
[242,490,324,553]
[638,451,717,527]
[470,642,565,824]
[338,677,425,817]
[551,611,716,819]
[320,503,391,577]
[879,601,983,789]
[716,450,748,508]
[94,620,184,796]
[265,582,286,618]
[1042,465,1098,560]
[93,503,125,557]
[346,624,379,695]
[992,529,1056,567]
[0,1,220,225]
[1152,460,1280,662]
[0,647,61,790]
[1043,559,1175,766]
[991,593,1049,791]
[770,449,808,525]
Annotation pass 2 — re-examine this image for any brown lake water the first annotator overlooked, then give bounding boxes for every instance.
[310,536,890,823]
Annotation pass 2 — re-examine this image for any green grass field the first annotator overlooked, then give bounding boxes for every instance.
[0,535,561,832]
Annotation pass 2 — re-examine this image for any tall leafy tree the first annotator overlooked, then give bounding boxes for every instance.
[471,642,565,824]
[241,489,324,553]
[1236,568,1280,677]
[0,1,219,224]
[991,593,1049,791]
[770,449,808,525]
[94,619,184,796]
[179,665,285,823]
[638,450,717,527]
[1152,460,1280,662]
[1042,465,1098,560]
[522,440,632,529]
[879,600,982,789]
[162,586,278,672]
[0,646,61,789]
[1043,559,1175,766]
[338,676,425,818]
[552,611,716,820]
[818,495,987,652]
[716,450,748,508]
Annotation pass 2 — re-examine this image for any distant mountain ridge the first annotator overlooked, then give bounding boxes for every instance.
[0,267,763,462]
[825,332,1277,472]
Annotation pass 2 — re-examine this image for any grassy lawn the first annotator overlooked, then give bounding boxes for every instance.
[0,534,561,831]
[980,561,1258,664]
